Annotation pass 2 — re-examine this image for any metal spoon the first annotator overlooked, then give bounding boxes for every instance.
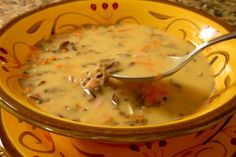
[110,31,236,81]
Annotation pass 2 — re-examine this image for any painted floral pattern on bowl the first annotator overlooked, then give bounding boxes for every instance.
[1,109,236,157]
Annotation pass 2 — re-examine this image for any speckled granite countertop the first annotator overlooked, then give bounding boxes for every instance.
[169,0,236,27]
[0,0,235,29]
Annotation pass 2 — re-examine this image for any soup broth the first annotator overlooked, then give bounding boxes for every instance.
[20,24,215,126]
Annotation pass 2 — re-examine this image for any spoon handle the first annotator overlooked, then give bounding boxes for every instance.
[186,31,236,60]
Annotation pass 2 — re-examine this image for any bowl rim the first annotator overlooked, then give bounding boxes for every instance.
[0,0,236,142]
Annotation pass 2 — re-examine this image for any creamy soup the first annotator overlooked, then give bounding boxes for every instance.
[20,24,215,126]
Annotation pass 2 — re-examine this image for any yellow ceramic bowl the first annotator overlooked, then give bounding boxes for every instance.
[0,0,236,142]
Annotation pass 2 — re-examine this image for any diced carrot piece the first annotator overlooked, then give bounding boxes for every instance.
[23,87,32,94]
[141,44,152,52]
[143,85,168,103]
[55,64,63,69]
[153,40,162,46]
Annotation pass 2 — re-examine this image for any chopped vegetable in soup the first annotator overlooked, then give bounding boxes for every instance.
[20,24,215,126]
